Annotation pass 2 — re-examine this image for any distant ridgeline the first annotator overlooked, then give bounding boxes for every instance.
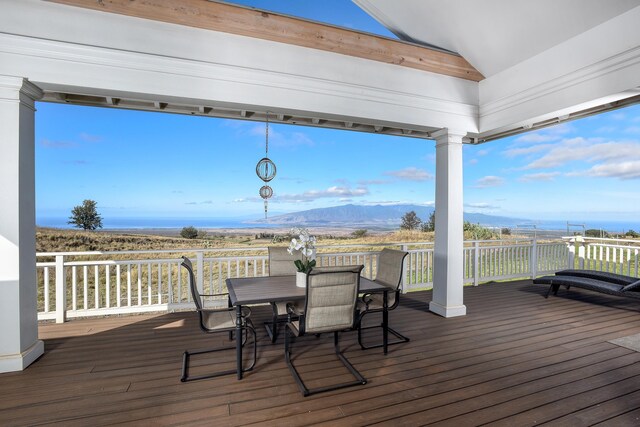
[248,204,524,229]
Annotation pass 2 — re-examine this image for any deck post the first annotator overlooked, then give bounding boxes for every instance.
[429,129,467,318]
[473,241,480,286]
[567,237,576,269]
[0,76,44,372]
[196,251,204,295]
[531,238,538,279]
[55,255,66,323]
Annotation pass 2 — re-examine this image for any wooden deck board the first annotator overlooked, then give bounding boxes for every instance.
[3,280,640,426]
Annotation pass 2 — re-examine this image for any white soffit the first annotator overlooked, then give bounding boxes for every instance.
[354,0,640,78]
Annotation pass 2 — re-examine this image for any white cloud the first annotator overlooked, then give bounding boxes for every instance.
[249,125,314,147]
[474,176,504,188]
[275,186,369,202]
[383,167,434,181]
[522,137,640,170]
[624,126,640,134]
[41,139,77,148]
[358,179,391,186]
[518,172,561,182]
[504,143,554,158]
[515,133,558,143]
[465,202,498,209]
[79,133,103,143]
[467,159,478,165]
[579,161,640,180]
[476,149,490,156]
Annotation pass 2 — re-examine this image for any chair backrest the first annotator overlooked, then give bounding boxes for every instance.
[181,256,202,311]
[303,265,364,334]
[268,246,303,276]
[375,248,408,290]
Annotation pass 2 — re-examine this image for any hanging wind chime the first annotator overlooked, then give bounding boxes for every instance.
[256,112,276,218]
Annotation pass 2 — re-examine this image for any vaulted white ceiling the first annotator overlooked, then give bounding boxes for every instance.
[355,0,639,78]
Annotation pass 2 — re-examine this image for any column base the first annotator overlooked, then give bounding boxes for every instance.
[0,339,44,373]
[429,301,467,318]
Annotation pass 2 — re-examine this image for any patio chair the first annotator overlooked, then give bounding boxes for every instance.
[180,256,257,382]
[265,246,304,343]
[357,248,409,350]
[284,265,367,397]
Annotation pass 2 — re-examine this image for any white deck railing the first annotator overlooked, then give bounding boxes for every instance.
[567,236,640,277]
[37,238,567,323]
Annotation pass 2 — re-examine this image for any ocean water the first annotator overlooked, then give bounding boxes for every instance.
[37,217,271,229]
[37,216,640,233]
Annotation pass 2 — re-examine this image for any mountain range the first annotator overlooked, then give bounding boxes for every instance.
[248,204,526,229]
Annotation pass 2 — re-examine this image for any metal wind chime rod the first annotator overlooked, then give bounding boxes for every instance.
[256,112,276,219]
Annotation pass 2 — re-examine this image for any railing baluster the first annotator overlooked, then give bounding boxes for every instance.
[116,264,121,308]
[72,266,77,311]
[137,264,142,306]
[44,267,50,313]
[83,265,88,310]
[95,265,100,309]
[127,264,132,307]
[105,265,110,309]
[147,263,152,305]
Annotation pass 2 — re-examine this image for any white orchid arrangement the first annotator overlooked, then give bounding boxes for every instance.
[287,227,317,273]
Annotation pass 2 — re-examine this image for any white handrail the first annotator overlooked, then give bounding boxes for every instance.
[36,238,567,322]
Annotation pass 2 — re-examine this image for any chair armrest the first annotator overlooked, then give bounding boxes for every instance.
[197,306,252,319]
[622,279,640,292]
[198,293,228,298]
[286,302,303,316]
[360,293,374,309]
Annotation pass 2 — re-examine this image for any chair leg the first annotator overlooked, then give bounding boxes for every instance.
[357,311,409,350]
[181,324,257,382]
[264,303,288,343]
[285,328,366,397]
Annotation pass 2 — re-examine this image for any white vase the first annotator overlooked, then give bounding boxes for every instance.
[296,271,307,288]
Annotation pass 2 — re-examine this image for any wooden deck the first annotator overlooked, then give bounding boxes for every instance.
[3,280,640,426]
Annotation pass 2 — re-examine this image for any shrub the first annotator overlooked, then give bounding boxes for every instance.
[180,226,199,239]
[464,221,496,240]
[585,229,609,238]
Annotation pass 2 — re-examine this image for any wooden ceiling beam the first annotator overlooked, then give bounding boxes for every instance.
[46,0,483,81]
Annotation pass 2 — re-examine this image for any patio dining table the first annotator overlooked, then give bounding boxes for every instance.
[226,274,390,379]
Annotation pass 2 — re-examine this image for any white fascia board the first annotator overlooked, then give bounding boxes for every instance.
[479,5,640,137]
[0,0,478,133]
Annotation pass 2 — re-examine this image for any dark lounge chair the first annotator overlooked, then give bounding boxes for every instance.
[534,269,640,299]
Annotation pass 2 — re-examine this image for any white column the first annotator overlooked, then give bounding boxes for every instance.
[0,76,44,372]
[429,129,467,317]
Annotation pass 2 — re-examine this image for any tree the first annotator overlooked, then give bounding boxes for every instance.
[351,229,368,238]
[400,211,422,230]
[68,199,103,230]
[180,226,199,239]
[421,211,435,232]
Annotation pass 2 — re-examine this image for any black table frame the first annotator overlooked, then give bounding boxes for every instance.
[226,275,389,380]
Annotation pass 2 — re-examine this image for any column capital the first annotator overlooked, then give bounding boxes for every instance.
[0,76,43,109]
[431,128,467,146]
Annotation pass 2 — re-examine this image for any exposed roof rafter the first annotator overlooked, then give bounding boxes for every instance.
[39,90,439,140]
[46,0,483,81]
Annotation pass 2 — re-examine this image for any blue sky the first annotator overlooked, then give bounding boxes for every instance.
[33,1,640,225]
